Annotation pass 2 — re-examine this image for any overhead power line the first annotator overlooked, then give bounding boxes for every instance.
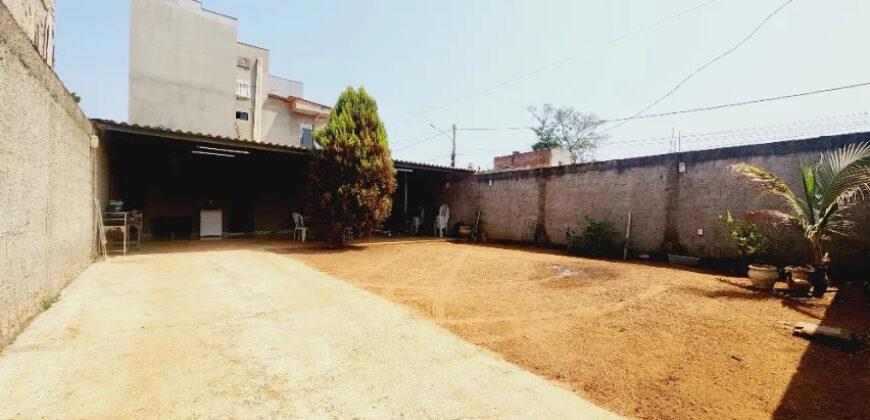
[606,0,795,132]
[451,80,870,133]
[602,112,870,146]
[603,82,870,122]
[443,113,870,161]
[396,0,720,124]
[392,132,442,152]
[599,112,870,150]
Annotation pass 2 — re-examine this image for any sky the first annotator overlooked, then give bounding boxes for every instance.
[56,0,870,169]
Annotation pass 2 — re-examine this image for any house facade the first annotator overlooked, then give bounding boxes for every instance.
[1,0,54,67]
[129,0,329,146]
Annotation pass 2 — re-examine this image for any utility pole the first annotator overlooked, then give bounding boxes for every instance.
[451,124,457,168]
[429,122,457,167]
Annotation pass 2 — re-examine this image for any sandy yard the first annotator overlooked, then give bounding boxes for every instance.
[287,238,870,420]
[0,240,618,419]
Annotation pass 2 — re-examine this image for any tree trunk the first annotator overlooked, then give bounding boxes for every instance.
[810,233,823,267]
[809,232,828,297]
[330,224,346,248]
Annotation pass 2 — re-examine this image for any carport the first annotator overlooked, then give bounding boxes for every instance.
[93,120,471,240]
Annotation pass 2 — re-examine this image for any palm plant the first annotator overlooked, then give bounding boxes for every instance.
[731,142,870,267]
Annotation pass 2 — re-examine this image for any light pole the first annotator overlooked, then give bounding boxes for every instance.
[429,123,457,167]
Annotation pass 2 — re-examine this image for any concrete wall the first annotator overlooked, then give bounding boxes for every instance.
[234,42,269,141]
[0,3,108,347]
[447,134,870,271]
[269,75,303,98]
[0,0,53,66]
[262,97,320,147]
[129,0,237,137]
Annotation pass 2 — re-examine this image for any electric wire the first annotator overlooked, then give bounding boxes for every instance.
[396,0,720,124]
[605,0,795,132]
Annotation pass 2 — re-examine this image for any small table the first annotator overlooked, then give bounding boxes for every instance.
[103,211,143,255]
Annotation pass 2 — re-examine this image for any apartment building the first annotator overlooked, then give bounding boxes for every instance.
[1,0,54,67]
[129,0,329,146]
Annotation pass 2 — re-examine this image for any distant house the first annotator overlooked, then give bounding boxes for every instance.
[493,149,572,171]
[129,0,330,147]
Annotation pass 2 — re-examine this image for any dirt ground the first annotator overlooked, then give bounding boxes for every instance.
[288,239,870,420]
[0,240,618,419]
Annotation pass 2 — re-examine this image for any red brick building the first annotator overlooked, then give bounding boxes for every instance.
[493,149,572,170]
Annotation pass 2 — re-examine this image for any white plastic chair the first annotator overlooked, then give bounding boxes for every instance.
[292,212,308,242]
[434,204,449,238]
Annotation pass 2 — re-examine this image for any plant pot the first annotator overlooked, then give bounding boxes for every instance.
[458,226,472,236]
[747,264,779,290]
[667,254,701,267]
[786,266,814,292]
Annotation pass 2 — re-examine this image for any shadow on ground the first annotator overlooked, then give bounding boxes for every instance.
[772,283,870,419]
[675,278,869,418]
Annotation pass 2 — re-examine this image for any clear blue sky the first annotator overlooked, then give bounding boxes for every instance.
[56,0,870,168]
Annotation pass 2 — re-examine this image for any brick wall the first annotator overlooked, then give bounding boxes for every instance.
[449,134,870,272]
[494,149,557,170]
[0,3,108,347]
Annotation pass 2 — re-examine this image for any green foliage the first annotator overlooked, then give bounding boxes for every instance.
[71,92,81,103]
[528,104,608,163]
[566,216,621,257]
[731,141,870,266]
[717,210,769,261]
[531,136,560,151]
[308,86,397,247]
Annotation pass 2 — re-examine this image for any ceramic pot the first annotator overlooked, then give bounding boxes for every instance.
[747,264,779,290]
[786,266,814,292]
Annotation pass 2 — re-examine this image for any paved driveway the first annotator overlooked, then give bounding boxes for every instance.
[0,240,618,419]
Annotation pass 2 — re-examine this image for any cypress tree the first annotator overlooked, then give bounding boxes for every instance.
[309,86,397,247]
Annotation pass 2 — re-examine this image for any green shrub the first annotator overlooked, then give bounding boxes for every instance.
[566,216,621,257]
[718,210,769,262]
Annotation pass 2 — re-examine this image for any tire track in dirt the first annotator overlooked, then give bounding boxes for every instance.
[344,269,574,292]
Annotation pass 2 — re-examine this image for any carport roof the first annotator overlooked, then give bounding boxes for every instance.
[92,119,473,174]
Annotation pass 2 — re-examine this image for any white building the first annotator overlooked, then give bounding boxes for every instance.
[129,0,330,146]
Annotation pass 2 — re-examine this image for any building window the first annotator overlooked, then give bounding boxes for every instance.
[236,80,251,99]
[300,124,314,148]
[236,111,249,121]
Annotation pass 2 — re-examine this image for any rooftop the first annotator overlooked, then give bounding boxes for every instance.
[92,119,473,173]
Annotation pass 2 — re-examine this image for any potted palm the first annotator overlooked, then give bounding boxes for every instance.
[731,142,870,297]
[718,210,775,289]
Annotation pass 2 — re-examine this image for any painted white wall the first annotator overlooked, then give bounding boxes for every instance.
[269,75,303,98]
[262,97,323,147]
[129,0,237,137]
[234,42,269,140]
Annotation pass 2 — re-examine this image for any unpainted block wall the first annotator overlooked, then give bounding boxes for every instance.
[447,134,870,271]
[0,4,108,347]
